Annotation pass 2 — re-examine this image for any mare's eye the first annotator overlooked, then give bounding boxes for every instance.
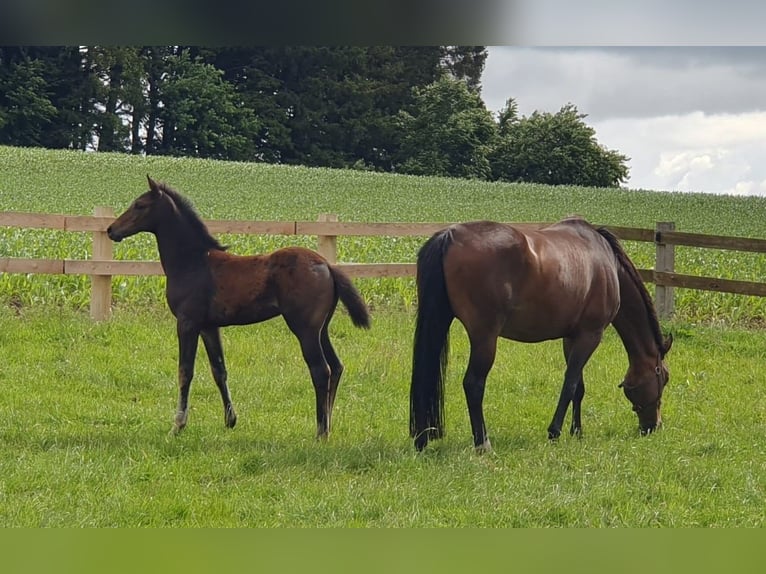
[134,202,147,211]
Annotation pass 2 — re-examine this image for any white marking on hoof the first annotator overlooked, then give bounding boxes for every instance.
[171,409,188,435]
[475,439,493,454]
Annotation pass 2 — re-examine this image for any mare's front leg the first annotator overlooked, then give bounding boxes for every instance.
[172,319,200,435]
[563,338,585,437]
[201,327,237,429]
[463,333,498,454]
[570,377,585,437]
[548,331,601,440]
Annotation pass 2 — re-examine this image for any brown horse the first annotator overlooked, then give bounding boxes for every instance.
[107,176,371,438]
[409,217,672,452]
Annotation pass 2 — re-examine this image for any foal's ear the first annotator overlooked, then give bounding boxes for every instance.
[662,332,674,356]
[147,175,162,196]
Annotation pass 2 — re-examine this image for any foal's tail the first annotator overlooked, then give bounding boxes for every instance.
[409,227,455,450]
[329,266,372,329]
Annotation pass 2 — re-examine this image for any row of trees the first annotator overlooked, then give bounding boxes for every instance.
[0,46,629,187]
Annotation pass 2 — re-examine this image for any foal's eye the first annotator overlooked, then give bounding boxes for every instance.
[134,202,147,211]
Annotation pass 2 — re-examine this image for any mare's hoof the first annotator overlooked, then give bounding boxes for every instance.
[225,409,237,429]
[547,428,561,440]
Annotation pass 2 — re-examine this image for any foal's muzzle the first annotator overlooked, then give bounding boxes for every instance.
[107,226,123,242]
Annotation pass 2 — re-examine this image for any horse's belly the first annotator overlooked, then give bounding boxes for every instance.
[498,316,570,343]
[208,298,280,326]
[497,302,585,342]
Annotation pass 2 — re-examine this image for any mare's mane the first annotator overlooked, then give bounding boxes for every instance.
[596,226,666,355]
[159,182,227,251]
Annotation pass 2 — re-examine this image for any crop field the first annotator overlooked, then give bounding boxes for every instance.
[1,145,766,527]
[3,145,766,323]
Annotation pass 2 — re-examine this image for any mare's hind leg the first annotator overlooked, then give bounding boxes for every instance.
[563,338,585,437]
[462,332,498,453]
[321,323,344,423]
[548,331,602,440]
[201,327,237,429]
[172,320,200,435]
[285,317,332,439]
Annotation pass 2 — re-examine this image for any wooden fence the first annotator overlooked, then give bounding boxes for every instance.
[4,208,766,321]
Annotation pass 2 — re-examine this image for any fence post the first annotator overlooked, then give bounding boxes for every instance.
[654,221,675,319]
[91,206,114,321]
[316,213,338,264]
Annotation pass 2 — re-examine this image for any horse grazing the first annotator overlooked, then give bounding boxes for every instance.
[107,176,371,438]
[409,217,672,452]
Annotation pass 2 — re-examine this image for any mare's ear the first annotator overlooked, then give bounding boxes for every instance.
[662,332,673,356]
[147,175,162,196]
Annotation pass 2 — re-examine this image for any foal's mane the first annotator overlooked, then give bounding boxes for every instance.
[596,226,666,355]
[159,183,227,251]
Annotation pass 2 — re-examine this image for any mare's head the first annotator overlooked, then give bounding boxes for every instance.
[107,175,175,242]
[619,333,673,434]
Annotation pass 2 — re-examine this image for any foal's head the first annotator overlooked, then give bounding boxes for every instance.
[107,175,175,242]
[620,333,673,434]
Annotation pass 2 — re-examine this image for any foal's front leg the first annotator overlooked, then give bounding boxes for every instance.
[172,320,200,435]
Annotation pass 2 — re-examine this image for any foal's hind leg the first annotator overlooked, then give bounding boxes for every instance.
[563,338,585,437]
[548,331,602,440]
[285,317,332,439]
[201,327,237,429]
[321,324,344,424]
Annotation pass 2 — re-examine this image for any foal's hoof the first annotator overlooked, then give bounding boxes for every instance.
[570,426,583,438]
[225,408,237,429]
[414,434,429,452]
[170,410,188,435]
[547,428,561,440]
[475,439,493,454]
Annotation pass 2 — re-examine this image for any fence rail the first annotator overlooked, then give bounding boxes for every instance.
[3,208,766,321]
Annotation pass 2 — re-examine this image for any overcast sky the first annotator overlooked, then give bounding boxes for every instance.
[480,47,766,195]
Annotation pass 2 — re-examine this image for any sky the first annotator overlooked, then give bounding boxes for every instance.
[480,46,766,196]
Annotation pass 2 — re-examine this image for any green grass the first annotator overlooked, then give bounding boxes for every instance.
[4,145,766,323]
[0,306,764,527]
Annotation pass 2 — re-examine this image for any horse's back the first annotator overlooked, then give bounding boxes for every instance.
[442,219,620,342]
[205,247,335,326]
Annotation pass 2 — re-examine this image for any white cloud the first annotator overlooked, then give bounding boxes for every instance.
[723,179,766,196]
[481,47,766,195]
[592,112,766,194]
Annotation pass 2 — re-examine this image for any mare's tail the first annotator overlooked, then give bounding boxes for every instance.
[409,227,455,450]
[329,266,372,329]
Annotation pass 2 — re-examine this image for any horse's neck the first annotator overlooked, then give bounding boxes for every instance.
[154,219,209,276]
[610,271,659,365]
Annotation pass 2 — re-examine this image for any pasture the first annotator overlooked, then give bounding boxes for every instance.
[1,145,766,527]
[0,306,764,527]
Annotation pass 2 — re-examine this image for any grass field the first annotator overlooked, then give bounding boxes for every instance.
[1,145,766,527]
[0,306,764,527]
